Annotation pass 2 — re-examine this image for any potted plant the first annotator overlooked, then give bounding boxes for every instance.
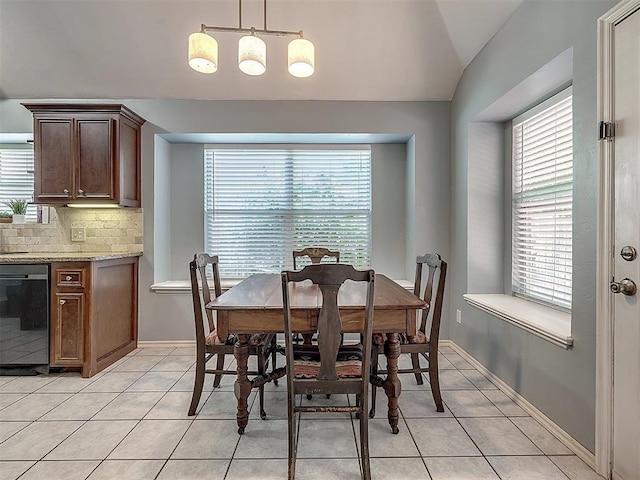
[0,211,12,223]
[6,199,28,224]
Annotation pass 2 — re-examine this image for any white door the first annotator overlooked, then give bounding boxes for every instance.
[612,6,640,480]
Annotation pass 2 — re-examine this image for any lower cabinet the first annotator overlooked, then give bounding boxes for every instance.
[50,256,138,377]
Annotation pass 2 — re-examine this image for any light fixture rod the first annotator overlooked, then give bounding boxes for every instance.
[263,0,267,31]
[201,24,302,38]
[200,0,303,38]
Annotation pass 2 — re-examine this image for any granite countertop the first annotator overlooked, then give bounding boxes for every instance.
[0,252,143,263]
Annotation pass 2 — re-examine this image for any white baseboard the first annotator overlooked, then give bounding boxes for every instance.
[137,340,196,349]
[443,340,597,471]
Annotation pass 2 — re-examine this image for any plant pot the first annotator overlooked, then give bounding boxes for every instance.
[0,218,11,223]
[12,214,26,224]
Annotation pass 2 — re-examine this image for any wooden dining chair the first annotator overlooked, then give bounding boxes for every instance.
[281,264,375,480]
[188,253,278,417]
[370,253,447,417]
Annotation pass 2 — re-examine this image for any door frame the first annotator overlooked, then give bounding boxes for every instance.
[595,1,640,477]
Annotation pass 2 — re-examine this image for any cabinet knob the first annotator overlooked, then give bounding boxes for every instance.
[78,189,85,196]
[65,275,72,281]
[63,188,70,195]
[59,299,66,305]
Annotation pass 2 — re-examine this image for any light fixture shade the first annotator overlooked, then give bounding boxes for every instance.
[288,38,314,78]
[238,35,266,76]
[188,32,218,73]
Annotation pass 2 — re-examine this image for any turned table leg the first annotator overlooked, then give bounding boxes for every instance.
[234,334,252,434]
[383,332,401,434]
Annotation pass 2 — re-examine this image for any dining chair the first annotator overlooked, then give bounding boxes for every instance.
[188,253,278,417]
[281,264,375,480]
[370,253,447,417]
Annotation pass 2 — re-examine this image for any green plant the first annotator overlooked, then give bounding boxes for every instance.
[6,199,28,215]
[0,211,12,219]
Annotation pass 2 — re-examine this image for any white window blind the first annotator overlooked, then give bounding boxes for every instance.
[205,148,371,278]
[512,93,573,310]
[0,147,37,222]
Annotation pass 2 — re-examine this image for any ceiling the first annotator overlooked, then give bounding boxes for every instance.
[0,0,523,102]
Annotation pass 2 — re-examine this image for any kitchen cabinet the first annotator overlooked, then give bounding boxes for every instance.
[22,104,145,207]
[50,256,138,377]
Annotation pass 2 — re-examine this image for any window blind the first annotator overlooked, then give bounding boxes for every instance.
[512,94,573,310]
[205,148,372,278]
[0,147,37,221]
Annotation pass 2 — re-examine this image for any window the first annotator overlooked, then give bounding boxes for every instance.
[205,147,371,278]
[512,90,573,310]
[0,146,37,222]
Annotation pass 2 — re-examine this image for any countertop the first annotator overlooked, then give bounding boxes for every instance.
[0,252,143,263]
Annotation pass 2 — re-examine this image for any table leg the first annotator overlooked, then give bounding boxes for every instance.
[383,332,401,434]
[234,334,252,434]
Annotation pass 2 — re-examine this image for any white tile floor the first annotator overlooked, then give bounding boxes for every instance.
[0,345,604,479]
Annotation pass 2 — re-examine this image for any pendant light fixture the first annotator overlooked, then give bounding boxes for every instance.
[188,32,218,73]
[188,0,314,77]
[238,29,267,76]
[288,36,314,78]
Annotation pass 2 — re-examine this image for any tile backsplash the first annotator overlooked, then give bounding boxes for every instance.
[0,207,143,253]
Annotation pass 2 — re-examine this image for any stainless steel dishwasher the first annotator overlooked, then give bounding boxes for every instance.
[0,264,49,375]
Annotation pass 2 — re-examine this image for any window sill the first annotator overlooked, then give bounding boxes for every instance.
[150,278,413,294]
[150,279,241,294]
[463,294,573,349]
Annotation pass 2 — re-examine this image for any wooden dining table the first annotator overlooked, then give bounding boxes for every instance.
[206,273,425,434]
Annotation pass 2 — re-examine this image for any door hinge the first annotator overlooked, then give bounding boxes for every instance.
[599,121,616,140]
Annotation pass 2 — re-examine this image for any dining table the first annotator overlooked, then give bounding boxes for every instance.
[206,272,426,434]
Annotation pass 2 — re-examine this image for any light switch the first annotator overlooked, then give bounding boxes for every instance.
[71,227,86,242]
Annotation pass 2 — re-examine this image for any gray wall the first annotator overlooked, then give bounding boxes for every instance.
[132,100,450,342]
[449,0,616,452]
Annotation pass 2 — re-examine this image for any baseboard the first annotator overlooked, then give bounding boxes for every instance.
[443,340,597,471]
[137,340,196,348]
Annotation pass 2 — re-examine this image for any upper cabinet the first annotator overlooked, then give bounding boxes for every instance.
[22,104,146,207]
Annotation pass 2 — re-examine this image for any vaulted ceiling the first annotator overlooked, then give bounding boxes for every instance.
[0,0,523,102]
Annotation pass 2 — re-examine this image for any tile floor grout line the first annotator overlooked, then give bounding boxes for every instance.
[447,386,506,480]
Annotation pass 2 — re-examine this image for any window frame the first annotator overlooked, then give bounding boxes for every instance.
[510,87,573,312]
[0,144,38,222]
[204,146,372,278]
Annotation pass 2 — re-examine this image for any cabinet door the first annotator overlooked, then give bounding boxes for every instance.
[51,293,84,365]
[34,118,74,202]
[76,117,115,200]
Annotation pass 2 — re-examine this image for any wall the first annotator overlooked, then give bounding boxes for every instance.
[449,0,616,452]
[135,101,449,342]
[135,101,450,342]
[371,143,407,279]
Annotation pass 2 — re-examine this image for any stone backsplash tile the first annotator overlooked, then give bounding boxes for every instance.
[0,207,143,254]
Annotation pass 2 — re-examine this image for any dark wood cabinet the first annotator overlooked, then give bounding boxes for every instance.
[23,104,145,207]
[50,257,138,377]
